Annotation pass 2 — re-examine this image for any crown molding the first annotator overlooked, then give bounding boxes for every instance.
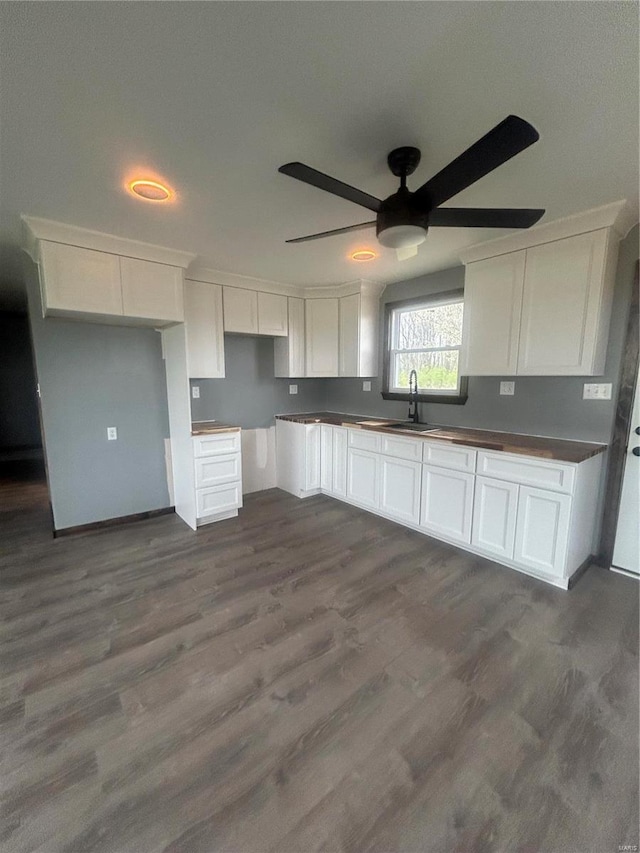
[186,266,300,296]
[22,216,196,268]
[459,200,636,265]
[187,270,386,299]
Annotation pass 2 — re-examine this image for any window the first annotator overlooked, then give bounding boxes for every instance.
[382,290,468,404]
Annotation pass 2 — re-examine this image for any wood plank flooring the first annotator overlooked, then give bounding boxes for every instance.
[1,465,638,852]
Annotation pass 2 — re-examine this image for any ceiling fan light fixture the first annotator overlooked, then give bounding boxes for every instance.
[377,224,427,250]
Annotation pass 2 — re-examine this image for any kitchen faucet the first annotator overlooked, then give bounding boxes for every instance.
[408,369,419,423]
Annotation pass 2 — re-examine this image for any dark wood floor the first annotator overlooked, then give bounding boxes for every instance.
[1,464,638,853]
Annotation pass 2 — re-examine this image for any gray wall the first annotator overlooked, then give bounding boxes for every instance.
[323,226,640,444]
[24,259,171,530]
[189,334,327,429]
[0,311,42,450]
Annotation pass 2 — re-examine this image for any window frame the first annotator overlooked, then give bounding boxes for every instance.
[381,289,468,405]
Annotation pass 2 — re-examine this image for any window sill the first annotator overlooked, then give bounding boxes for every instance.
[381,391,468,405]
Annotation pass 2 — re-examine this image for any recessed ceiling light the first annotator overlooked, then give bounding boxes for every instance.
[350,249,377,262]
[128,179,173,202]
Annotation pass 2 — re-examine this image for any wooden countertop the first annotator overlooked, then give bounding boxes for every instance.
[276,413,606,463]
[191,421,241,435]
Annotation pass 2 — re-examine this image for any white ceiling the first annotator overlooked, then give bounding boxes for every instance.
[0,1,638,306]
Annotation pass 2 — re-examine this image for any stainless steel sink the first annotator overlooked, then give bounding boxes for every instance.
[386,423,440,434]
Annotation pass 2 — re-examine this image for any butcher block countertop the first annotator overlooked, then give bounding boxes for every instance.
[275,412,606,463]
[191,421,241,435]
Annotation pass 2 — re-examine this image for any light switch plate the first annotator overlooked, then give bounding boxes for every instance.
[583,383,612,400]
[362,381,372,392]
[107,427,117,441]
[289,384,298,395]
[192,385,200,399]
[500,381,515,396]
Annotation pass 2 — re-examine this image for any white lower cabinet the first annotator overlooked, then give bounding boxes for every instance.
[380,456,422,525]
[471,476,519,559]
[347,448,380,510]
[420,465,474,544]
[513,486,571,577]
[193,431,242,525]
[276,420,321,498]
[276,419,603,588]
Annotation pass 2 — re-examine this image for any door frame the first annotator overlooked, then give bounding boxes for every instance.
[599,260,639,568]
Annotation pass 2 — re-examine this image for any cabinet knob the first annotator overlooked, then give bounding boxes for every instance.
[635,426,640,436]
[632,447,640,457]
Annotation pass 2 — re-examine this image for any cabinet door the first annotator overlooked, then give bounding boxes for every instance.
[339,293,360,376]
[304,424,322,491]
[223,287,258,334]
[347,449,380,510]
[39,241,123,317]
[471,476,519,560]
[258,292,288,336]
[120,257,183,322]
[320,425,334,492]
[380,456,422,525]
[460,251,525,376]
[420,465,474,543]
[514,486,571,578]
[274,297,305,377]
[184,280,225,378]
[332,427,348,497]
[305,298,339,377]
[517,230,608,375]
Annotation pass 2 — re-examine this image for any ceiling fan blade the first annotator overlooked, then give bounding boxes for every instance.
[414,115,540,209]
[396,245,419,261]
[429,207,545,229]
[279,162,381,213]
[285,220,376,244]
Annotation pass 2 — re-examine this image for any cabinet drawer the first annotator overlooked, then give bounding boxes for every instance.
[477,450,575,494]
[423,442,477,472]
[196,482,242,518]
[349,429,381,453]
[380,434,423,462]
[195,454,241,488]
[193,431,241,458]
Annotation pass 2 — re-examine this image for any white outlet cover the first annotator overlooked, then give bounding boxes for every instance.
[362,381,372,391]
[192,385,200,399]
[500,381,515,396]
[289,384,298,395]
[107,427,117,441]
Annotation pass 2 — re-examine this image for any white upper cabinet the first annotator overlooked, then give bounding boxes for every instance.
[223,287,288,337]
[274,297,305,377]
[339,285,380,377]
[223,287,258,334]
[120,257,184,323]
[25,218,195,327]
[460,251,525,376]
[257,292,288,336]
[517,230,609,375]
[305,297,340,377]
[184,279,225,378]
[39,242,123,317]
[459,201,632,377]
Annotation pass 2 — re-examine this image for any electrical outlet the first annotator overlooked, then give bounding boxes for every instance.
[289,384,298,395]
[500,381,515,396]
[107,427,117,441]
[362,381,372,392]
[583,383,612,400]
[192,386,200,399]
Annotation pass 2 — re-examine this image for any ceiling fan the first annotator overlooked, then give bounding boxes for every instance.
[279,115,544,260]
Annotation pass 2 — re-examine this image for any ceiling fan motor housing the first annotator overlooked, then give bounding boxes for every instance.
[376,188,430,246]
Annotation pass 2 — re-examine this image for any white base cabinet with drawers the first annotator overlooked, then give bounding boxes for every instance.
[275,418,604,589]
[192,431,243,526]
